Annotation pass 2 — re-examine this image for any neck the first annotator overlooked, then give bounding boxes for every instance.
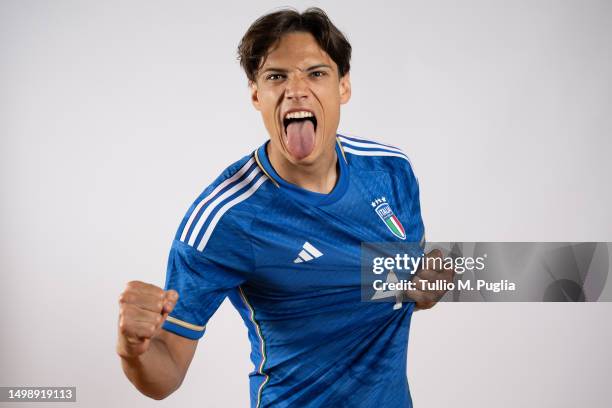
[267,141,339,194]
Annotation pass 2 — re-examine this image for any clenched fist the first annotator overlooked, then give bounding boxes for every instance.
[117,281,179,359]
[406,249,455,310]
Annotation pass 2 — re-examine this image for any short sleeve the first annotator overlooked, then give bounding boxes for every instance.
[161,213,252,339]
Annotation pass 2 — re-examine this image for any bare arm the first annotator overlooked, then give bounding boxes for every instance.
[116,281,198,400]
[119,329,197,399]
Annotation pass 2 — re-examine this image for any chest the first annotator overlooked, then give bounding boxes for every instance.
[246,171,423,294]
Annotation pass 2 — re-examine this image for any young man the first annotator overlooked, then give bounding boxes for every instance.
[117,7,452,408]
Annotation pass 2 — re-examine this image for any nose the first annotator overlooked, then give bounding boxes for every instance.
[284,72,309,101]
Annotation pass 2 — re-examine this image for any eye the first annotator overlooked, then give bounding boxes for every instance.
[266,73,285,81]
[310,71,327,78]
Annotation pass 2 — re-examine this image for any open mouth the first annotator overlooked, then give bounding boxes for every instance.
[280,110,318,160]
[282,112,317,136]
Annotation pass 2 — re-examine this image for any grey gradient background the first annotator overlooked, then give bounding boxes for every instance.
[1,0,611,407]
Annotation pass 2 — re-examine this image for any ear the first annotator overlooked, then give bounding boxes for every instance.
[339,72,351,105]
[250,80,261,111]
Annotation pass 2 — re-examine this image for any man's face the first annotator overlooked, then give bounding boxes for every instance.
[250,31,351,165]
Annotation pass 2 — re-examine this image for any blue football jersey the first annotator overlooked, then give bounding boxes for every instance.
[162,134,426,408]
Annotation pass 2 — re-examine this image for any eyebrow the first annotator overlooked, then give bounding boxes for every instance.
[260,64,333,75]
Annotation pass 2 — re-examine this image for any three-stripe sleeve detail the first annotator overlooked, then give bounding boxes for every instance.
[179,158,266,251]
[338,135,412,166]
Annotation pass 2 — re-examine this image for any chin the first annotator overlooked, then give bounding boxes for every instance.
[284,149,317,166]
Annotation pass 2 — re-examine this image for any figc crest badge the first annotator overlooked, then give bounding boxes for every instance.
[372,197,406,240]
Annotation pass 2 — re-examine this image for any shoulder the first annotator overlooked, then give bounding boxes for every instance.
[338,134,416,178]
[175,151,273,252]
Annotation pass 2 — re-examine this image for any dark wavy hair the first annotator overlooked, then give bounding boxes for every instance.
[237,7,352,83]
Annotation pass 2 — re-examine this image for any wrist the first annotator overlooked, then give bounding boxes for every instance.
[116,339,145,362]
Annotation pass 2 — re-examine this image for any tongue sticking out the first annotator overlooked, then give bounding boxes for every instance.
[285,120,315,160]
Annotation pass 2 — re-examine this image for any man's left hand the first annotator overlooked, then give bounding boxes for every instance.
[405,248,455,310]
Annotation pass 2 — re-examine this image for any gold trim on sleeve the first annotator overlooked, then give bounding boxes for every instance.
[166,315,206,332]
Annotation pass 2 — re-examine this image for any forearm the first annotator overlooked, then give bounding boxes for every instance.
[119,336,182,400]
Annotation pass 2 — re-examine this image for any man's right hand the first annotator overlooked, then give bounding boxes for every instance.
[117,281,179,359]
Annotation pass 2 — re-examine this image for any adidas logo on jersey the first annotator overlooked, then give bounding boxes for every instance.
[293,242,323,263]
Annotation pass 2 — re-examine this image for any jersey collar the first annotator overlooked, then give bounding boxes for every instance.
[254,136,350,206]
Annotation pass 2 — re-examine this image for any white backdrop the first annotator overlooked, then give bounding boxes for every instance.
[1,1,611,407]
